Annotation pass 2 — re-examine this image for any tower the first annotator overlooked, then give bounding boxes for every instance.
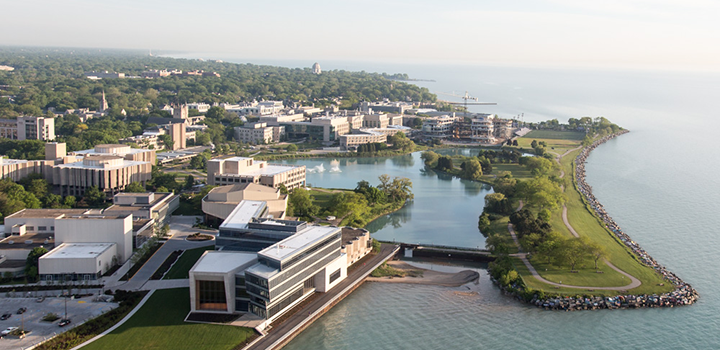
[312,62,321,75]
[100,90,109,112]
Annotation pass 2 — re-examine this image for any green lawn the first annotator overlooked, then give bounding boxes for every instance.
[515,130,585,154]
[164,246,215,280]
[307,189,343,208]
[82,288,255,350]
[487,163,534,180]
[494,131,675,296]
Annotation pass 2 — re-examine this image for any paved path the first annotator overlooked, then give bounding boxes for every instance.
[506,145,641,290]
[69,290,156,350]
[106,216,215,291]
[246,244,398,350]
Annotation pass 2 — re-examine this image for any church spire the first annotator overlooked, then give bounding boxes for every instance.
[100,90,109,112]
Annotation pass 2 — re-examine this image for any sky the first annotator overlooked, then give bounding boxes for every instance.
[2,0,720,70]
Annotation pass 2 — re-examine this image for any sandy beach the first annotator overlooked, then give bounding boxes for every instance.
[366,261,479,287]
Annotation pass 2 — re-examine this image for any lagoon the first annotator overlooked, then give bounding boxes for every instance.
[281,151,492,249]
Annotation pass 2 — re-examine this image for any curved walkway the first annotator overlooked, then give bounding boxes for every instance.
[507,145,641,290]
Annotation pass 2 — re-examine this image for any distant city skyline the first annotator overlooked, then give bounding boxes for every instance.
[2,0,719,71]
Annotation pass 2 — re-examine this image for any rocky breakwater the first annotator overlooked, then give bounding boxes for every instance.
[569,130,699,309]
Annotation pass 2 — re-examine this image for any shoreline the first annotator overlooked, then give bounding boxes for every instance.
[366,261,480,287]
[499,131,698,311]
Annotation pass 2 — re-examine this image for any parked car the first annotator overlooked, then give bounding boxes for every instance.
[0,327,17,336]
[36,296,45,303]
[16,307,26,314]
[0,313,11,320]
[58,319,71,327]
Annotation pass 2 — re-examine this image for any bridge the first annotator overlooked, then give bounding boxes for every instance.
[395,242,495,262]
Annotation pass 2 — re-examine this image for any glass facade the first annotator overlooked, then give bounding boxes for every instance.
[197,280,227,311]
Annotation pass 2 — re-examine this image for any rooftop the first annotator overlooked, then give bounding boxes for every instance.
[0,233,54,251]
[259,225,340,262]
[5,209,88,219]
[190,251,257,274]
[219,200,267,230]
[40,243,115,260]
[54,159,147,170]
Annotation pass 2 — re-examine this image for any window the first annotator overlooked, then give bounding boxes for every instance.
[329,268,341,284]
[27,226,34,231]
[38,226,47,231]
[197,280,227,311]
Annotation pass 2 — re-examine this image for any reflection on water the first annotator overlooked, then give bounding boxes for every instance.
[390,153,415,167]
[365,202,413,232]
[281,151,491,248]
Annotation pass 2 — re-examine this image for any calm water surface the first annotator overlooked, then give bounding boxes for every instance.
[173,52,720,349]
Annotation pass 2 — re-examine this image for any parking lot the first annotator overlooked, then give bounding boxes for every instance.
[0,295,118,350]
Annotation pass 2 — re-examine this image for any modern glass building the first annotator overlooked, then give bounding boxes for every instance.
[244,225,345,320]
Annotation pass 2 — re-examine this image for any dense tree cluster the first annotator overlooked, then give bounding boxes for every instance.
[0,48,436,120]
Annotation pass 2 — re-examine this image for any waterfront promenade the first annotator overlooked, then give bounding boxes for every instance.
[245,244,399,350]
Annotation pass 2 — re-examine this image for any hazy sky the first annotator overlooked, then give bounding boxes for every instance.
[3,0,719,70]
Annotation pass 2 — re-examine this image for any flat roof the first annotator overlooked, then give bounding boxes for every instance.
[259,225,340,262]
[220,163,303,177]
[105,192,174,210]
[219,200,267,230]
[41,243,115,260]
[0,233,53,250]
[54,159,148,170]
[190,251,257,274]
[6,209,89,219]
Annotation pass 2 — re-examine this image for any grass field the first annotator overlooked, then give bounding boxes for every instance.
[499,130,675,296]
[488,163,534,180]
[307,189,343,208]
[515,130,585,154]
[164,246,214,280]
[82,288,255,350]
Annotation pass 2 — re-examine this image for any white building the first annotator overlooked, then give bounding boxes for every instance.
[234,122,284,144]
[0,116,55,141]
[39,243,118,281]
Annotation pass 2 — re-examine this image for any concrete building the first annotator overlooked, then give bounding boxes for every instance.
[202,183,287,225]
[173,104,189,120]
[312,62,321,74]
[187,102,211,113]
[339,129,387,150]
[207,157,305,190]
[39,243,117,281]
[52,144,155,197]
[169,122,187,150]
[360,101,413,114]
[190,222,346,325]
[341,227,371,266]
[0,116,55,141]
[84,71,125,79]
[422,115,458,139]
[0,158,54,182]
[234,122,284,144]
[258,113,305,126]
[189,251,258,314]
[106,192,179,226]
[53,213,133,263]
[362,114,389,129]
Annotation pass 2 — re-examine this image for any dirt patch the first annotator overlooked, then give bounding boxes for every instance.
[367,261,479,287]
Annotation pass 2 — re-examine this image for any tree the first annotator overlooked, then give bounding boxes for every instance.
[436,155,454,172]
[557,237,590,271]
[184,175,196,190]
[288,188,319,219]
[25,247,48,282]
[124,182,145,193]
[420,151,439,167]
[531,140,538,148]
[463,159,483,180]
[286,144,298,152]
[83,186,106,207]
[484,193,511,215]
[586,239,606,270]
[516,177,565,210]
[477,213,491,237]
[158,134,173,150]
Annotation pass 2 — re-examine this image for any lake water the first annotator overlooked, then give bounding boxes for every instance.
[173,53,720,349]
[281,153,492,249]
